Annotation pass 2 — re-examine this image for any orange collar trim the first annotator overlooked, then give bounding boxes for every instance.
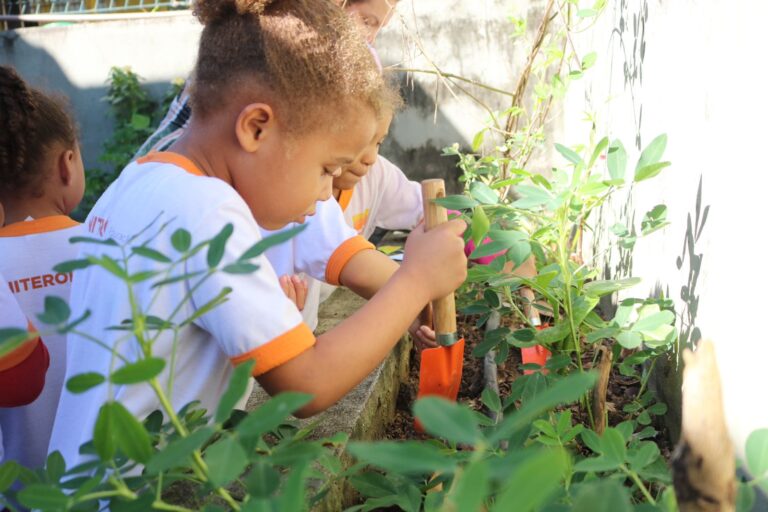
[0,215,79,238]
[137,152,205,177]
[337,189,354,212]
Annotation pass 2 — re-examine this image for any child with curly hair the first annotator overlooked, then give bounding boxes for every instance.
[49,0,466,468]
[0,65,84,469]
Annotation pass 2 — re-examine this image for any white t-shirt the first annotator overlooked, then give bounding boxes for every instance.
[302,156,423,329]
[48,152,372,468]
[263,197,370,331]
[0,216,81,469]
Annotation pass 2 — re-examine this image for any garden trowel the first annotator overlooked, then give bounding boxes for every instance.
[415,179,465,429]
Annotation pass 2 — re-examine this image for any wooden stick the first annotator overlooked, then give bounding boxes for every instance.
[421,180,457,338]
[672,340,736,512]
[592,345,613,435]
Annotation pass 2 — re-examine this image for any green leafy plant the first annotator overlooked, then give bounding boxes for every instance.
[0,224,350,511]
[75,67,184,220]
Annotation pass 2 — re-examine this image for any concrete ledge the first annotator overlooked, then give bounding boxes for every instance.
[245,287,412,510]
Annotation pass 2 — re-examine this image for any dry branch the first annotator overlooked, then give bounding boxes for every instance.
[592,345,613,435]
[672,340,736,512]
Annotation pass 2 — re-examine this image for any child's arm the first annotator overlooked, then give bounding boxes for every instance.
[257,220,466,417]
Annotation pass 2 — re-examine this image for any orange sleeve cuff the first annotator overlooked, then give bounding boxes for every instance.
[230,323,316,376]
[0,336,41,372]
[325,235,375,286]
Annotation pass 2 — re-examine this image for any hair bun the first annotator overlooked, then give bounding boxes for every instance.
[194,0,277,24]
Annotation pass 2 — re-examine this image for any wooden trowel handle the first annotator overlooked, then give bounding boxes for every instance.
[422,179,458,343]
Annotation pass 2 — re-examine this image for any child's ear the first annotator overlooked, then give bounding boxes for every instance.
[57,148,77,187]
[235,103,275,152]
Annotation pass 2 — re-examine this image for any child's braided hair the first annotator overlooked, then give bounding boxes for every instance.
[191,0,391,134]
[0,66,78,199]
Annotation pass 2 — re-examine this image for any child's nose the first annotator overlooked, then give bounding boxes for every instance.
[360,150,377,167]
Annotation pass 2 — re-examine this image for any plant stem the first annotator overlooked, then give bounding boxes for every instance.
[76,488,137,503]
[393,67,515,98]
[148,378,241,511]
[621,465,656,505]
[636,357,658,399]
[152,501,196,512]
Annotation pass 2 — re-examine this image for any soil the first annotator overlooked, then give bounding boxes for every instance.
[382,313,674,461]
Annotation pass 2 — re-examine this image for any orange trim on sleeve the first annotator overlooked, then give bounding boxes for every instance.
[137,152,205,177]
[325,235,375,286]
[337,189,354,212]
[0,216,79,237]
[0,337,40,372]
[230,323,316,376]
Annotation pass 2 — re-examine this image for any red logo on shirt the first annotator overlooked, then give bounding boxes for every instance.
[7,272,74,294]
[88,216,109,237]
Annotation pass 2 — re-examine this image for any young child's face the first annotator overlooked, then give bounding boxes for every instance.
[344,0,397,43]
[334,111,392,191]
[235,108,378,230]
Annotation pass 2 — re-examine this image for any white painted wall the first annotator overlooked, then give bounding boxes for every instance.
[558,0,768,456]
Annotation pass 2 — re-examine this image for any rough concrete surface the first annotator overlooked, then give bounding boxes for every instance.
[245,287,412,510]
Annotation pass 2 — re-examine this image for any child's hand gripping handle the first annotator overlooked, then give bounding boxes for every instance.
[422,179,459,347]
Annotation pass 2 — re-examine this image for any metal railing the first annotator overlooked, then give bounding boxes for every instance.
[1,0,190,29]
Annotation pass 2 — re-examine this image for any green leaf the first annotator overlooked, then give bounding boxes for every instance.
[130,112,151,130]
[94,403,116,461]
[574,455,622,472]
[641,204,669,235]
[53,258,93,273]
[607,140,627,181]
[46,451,66,482]
[471,129,486,152]
[215,360,255,423]
[571,480,632,512]
[132,246,172,263]
[447,460,489,512]
[69,236,118,246]
[204,436,249,487]
[481,387,501,413]
[433,195,478,210]
[601,427,628,466]
[110,402,153,463]
[737,482,756,512]
[583,277,641,297]
[469,241,508,260]
[244,460,281,498]
[470,206,490,246]
[207,223,234,268]
[588,137,609,169]
[36,296,71,325]
[627,441,660,470]
[580,429,602,453]
[413,397,482,445]
[152,270,206,289]
[635,161,671,182]
[17,484,71,510]
[535,322,571,344]
[171,228,192,252]
[617,331,642,349]
[66,372,106,394]
[110,358,166,385]
[239,224,307,261]
[511,185,552,209]
[555,143,584,166]
[222,262,260,274]
[746,428,768,485]
[491,448,568,511]
[490,372,597,444]
[349,471,396,499]
[236,392,313,440]
[277,463,309,512]
[90,255,128,279]
[146,427,215,473]
[0,328,32,358]
[0,460,20,492]
[631,310,675,339]
[636,134,668,171]
[470,181,499,204]
[347,441,456,475]
[581,51,598,70]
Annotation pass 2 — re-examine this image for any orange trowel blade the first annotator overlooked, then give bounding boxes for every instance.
[415,339,465,423]
[415,339,465,432]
